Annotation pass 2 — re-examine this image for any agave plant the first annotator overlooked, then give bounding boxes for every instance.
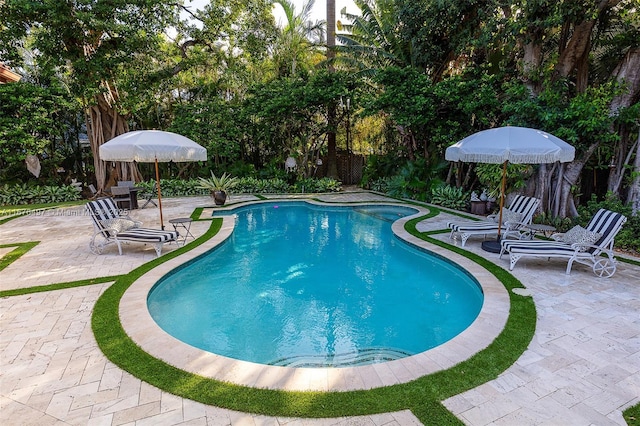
[196,172,239,205]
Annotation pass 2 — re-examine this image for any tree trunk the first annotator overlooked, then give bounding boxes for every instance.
[521,41,542,95]
[553,20,595,84]
[629,133,640,216]
[607,47,640,194]
[534,163,549,211]
[609,48,640,114]
[607,128,629,195]
[553,0,621,85]
[557,143,599,217]
[87,84,141,191]
[326,0,339,179]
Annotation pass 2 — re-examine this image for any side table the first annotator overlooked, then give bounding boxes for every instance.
[470,201,486,215]
[525,223,556,239]
[169,218,194,246]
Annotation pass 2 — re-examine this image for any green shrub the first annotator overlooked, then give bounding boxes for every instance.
[136,180,208,197]
[369,177,391,193]
[0,183,82,206]
[532,211,574,233]
[135,177,341,197]
[429,185,469,210]
[293,177,342,193]
[361,154,406,189]
[364,158,445,202]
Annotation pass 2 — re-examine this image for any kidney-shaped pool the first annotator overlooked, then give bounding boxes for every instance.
[147,202,483,367]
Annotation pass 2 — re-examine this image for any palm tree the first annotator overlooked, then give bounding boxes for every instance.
[272,0,324,76]
[336,0,412,75]
[326,0,338,178]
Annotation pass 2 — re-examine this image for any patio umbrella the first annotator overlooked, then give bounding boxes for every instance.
[99,130,207,229]
[445,126,575,252]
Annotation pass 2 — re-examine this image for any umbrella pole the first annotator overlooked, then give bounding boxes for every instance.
[497,160,507,237]
[154,157,164,230]
[482,160,507,253]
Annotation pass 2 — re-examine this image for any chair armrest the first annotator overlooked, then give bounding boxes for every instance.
[569,243,611,256]
[503,220,527,230]
[551,233,565,241]
[93,227,120,238]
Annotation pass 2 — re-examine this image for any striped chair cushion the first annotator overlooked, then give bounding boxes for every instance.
[502,208,626,256]
[448,221,504,232]
[584,209,626,248]
[506,241,578,256]
[448,195,539,231]
[116,228,178,243]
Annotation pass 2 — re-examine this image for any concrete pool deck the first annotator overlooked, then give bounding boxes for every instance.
[1,191,638,425]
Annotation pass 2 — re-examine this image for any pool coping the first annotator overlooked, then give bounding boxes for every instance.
[119,200,510,392]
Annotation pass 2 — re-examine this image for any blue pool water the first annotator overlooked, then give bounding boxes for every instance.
[147,202,483,367]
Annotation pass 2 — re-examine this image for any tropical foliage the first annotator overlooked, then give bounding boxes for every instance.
[0,184,82,206]
[0,0,638,222]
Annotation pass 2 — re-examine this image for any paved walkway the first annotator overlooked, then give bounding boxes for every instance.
[1,193,638,425]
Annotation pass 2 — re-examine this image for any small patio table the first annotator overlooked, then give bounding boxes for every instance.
[525,223,556,238]
[169,218,194,246]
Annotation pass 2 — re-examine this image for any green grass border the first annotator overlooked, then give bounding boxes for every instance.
[0,197,640,426]
[91,203,537,424]
[626,405,640,425]
[0,242,40,272]
[619,255,640,267]
[0,275,122,298]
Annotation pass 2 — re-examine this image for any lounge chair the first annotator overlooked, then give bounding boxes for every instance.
[447,195,541,247]
[86,197,178,257]
[500,208,627,277]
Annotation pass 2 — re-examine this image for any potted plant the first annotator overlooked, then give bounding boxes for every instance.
[196,172,239,206]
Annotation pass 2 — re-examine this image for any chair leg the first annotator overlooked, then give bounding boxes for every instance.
[153,243,163,257]
[509,253,522,271]
[141,195,157,209]
[461,233,469,247]
[565,256,576,275]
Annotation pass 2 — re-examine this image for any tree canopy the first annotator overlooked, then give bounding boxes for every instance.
[0,0,638,215]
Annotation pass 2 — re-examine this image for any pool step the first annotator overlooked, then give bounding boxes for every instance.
[353,207,415,223]
[269,347,414,368]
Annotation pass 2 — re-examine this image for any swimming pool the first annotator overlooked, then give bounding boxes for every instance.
[147,202,484,367]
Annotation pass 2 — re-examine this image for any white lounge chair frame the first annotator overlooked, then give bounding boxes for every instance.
[500,208,627,277]
[447,195,541,247]
[86,198,178,257]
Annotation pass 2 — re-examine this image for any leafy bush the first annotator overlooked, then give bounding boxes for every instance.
[0,176,342,206]
[136,179,208,197]
[475,163,532,199]
[293,178,342,193]
[369,177,391,193]
[429,185,469,210]
[361,154,406,189]
[0,183,82,206]
[129,177,342,197]
[369,158,445,201]
[385,175,413,199]
[532,211,574,233]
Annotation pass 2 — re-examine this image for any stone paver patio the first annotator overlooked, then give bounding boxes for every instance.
[1,192,638,425]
